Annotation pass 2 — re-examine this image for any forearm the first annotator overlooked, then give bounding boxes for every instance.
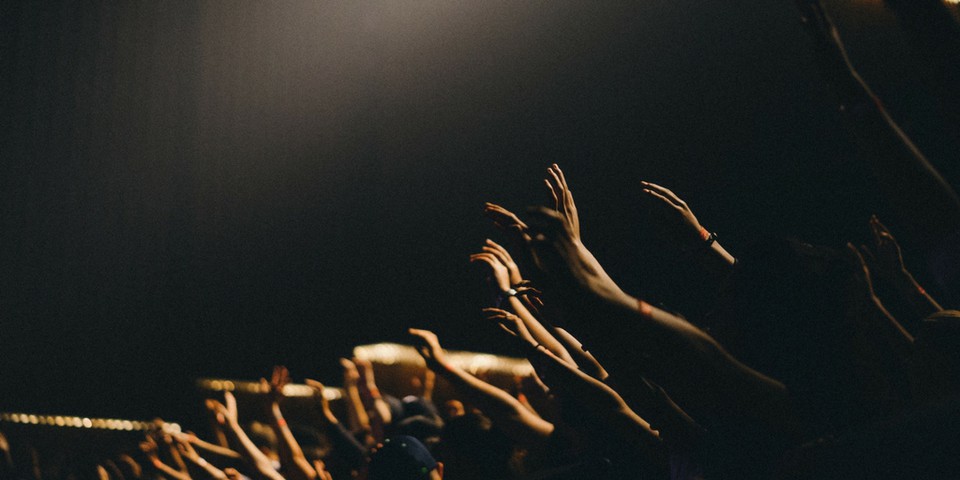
[552,327,608,380]
[148,457,190,480]
[606,376,703,449]
[528,345,660,446]
[356,381,390,441]
[826,32,960,244]
[847,102,960,243]
[869,296,915,357]
[565,289,787,421]
[892,270,943,319]
[693,239,736,282]
[342,382,370,435]
[269,403,316,480]
[185,456,229,480]
[223,420,284,480]
[187,438,243,469]
[435,361,554,447]
[507,296,576,366]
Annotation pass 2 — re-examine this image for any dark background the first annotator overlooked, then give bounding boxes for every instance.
[1,1,958,424]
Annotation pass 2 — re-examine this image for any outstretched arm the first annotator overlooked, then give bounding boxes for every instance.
[541,165,622,290]
[140,436,191,480]
[488,308,662,445]
[520,206,789,425]
[848,244,914,356]
[528,344,662,450]
[305,379,367,472]
[262,366,318,480]
[552,326,609,381]
[862,216,943,320]
[176,432,244,470]
[409,328,555,448]
[174,437,229,480]
[472,240,576,366]
[640,181,736,282]
[339,358,372,444]
[210,392,285,480]
[798,0,960,248]
[353,357,393,439]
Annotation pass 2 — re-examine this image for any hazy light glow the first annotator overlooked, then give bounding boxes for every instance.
[353,343,534,377]
[0,412,180,432]
[196,378,342,400]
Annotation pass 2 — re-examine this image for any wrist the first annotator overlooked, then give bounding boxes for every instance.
[496,287,518,307]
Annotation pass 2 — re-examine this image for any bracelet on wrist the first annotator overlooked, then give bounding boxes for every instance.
[495,288,518,308]
[637,299,653,317]
[699,227,718,247]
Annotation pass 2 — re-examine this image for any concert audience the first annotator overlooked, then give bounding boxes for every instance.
[2,1,958,478]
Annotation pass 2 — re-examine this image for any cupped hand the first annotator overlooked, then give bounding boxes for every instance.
[483,239,523,285]
[470,251,511,291]
[408,328,448,371]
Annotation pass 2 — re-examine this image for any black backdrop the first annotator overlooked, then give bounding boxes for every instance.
[1,1,958,422]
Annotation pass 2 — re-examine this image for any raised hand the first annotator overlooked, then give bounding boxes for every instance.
[211,391,239,425]
[470,249,511,291]
[210,391,286,480]
[408,328,449,372]
[337,357,372,440]
[523,206,629,308]
[140,436,190,480]
[340,358,360,384]
[116,454,143,480]
[352,357,377,392]
[484,203,532,241]
[862,216,943,316]
[640,181,708,249]
[261,365,291,404]
[544,164,581,240]
[483,239,523,285]
[304,379,336,423]
[483,307,537,346]
[149,420,189,476]
[867,216,905,274]
[174,432,243,468]
[312,460,334,480]
[639,181,736,272]
[174,438,229,480]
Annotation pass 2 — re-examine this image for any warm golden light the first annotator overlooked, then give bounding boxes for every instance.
[353,342,534,377]
[0,412,180,432]
[196,377,343,400]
